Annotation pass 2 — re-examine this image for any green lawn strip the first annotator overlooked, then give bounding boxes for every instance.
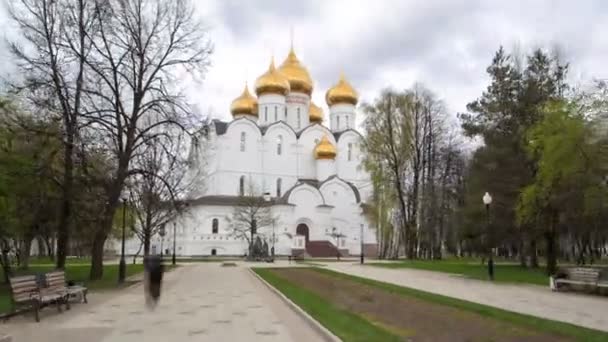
[253,268,400,342]
[369,260,549,286]
[0,263,147,314]
[313,267,608,342]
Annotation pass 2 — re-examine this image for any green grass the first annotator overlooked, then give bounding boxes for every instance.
[369,259,550,286]
[254,268,400,342]
[312,267,608,342]
[0,262,146,314]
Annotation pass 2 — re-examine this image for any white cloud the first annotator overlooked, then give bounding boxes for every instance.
[2,0,607,125]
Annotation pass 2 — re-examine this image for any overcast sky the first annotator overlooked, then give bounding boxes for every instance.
[1,0,607,125]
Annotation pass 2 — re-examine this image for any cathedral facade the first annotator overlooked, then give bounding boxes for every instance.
[125,47,377,257]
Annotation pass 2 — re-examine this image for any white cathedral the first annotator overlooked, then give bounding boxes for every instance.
[123,47,377,258]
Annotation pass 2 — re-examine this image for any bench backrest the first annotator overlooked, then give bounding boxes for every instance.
[45,271,67,293]
[9,275,38,303]
[568,267,600,282]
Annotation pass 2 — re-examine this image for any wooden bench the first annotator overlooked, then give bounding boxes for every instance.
[552,267,608,292]
[9,275,65,322]
[45,271,88,308]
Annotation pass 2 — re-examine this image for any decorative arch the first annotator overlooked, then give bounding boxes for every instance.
[225,117,263,139]
[319,176,361,203]
[263,121,297,141]
[286,182,326,206]
[297,123,335,143]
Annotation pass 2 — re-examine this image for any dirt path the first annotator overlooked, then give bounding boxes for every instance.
[324,263,608,333]
[271,268,571,342]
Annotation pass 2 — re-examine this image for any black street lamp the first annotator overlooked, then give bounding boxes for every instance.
[172,222,177,266]
[263,192,275,262]
[118,197,127,284]
[483,192,494,281]
[360,224,365,264]
[159,224,166,260]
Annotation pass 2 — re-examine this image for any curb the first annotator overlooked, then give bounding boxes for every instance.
[248,268,341,342]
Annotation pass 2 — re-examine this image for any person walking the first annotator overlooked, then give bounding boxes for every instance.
[144,254,164,309]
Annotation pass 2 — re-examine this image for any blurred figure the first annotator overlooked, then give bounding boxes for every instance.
[144,255,164,309]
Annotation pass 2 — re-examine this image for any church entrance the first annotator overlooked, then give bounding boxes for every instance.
[296,224,310,243]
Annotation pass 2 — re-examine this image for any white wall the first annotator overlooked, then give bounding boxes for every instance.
[329,103,356,132]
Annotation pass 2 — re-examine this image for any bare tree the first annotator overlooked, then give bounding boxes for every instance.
[227,183,274,259]
[7,0,97,269]
[127,133,198,258]
[72,0,212,279]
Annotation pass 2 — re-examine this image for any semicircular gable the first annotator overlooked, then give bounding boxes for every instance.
[263,121,297,140]
[319,175,361,203]
[334,129,363,143]
[297,124,336,144]
[286,182,325,206]
[225,117,262,138]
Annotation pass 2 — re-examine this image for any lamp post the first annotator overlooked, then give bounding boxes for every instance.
[263,192,275,261]
[118,197,127,284]
[360,224,364,264]
[172,221,177,266]
[159,224,166,260]
[482,192,494,281]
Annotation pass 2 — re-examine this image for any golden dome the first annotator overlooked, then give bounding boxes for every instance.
[230,83,258,116]
[255,58,290,96]
[325,73,358,106]
[309,101,323,124]
[278,47,313,95]
[313,135,337,160]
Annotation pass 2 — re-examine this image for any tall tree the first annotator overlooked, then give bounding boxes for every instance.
[8,0,96,269]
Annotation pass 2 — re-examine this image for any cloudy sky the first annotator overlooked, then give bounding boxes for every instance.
[1,0,607,126]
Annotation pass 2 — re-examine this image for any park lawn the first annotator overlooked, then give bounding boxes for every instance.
[313,267,608,342]
[369,259,549,286]
[0,263,145,314]
[254,268,400,342]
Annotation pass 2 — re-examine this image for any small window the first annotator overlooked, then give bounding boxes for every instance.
[276,178,282,197]
[211,249,217,256]
[314,138,319,145]
[239,176,245,196]
[337,116,340,129]
[277,135,283,155]
[240,132,246,152]
[297,108,301,129]
[274,106,278,121]
[347,143,353,161]
[264,107,268,122]
[284,107,287,120]
[212,218,218,234]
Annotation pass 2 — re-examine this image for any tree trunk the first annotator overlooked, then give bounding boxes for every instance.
[1,240,13,284]
[545,211,558,276]
[89,231,107,280]
[529,239,539,268]
[19,237,33,270]
[56,133,75,270]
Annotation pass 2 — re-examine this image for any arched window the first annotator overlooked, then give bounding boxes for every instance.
[346,116,350,128]
[277,135,283,155]
[347,143,353,161]
[297,108,301,129]
[337,116,340,129]
[274,106,278,121]
[240,132,246,152]
[212,218,219,234]
[276,178,282,197]
[314,138,319,145]
[239,175,245,196]
[284,107,288,120]
[211,249,217,256]
[264,106,268,122]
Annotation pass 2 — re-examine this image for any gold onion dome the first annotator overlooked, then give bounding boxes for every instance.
[309,101,324,123]
[255,58,290,96]
[325,73,358,106]
[278,47,313,95]
[313,135,337,160]
[230,83,258,116]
